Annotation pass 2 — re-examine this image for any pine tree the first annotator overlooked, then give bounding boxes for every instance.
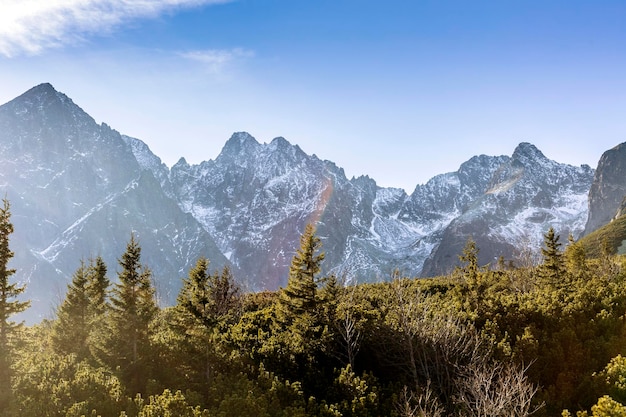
[0,198,29,410]
[458,237,480,286]
[177,256,211,325]
[273,223,328,369]
[208,266,241,321]
[108,234,158,395]
[279,223,325,319]
[52,260,91,359]
[539,227,564,285]
[173,259,241,394]
[564,233,587,279]
[52,257,110,361]
[456,237,489,314]
[86,256,109,319]
[177,259,241,328]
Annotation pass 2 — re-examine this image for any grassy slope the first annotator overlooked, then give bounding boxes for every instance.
[578,214,626,257]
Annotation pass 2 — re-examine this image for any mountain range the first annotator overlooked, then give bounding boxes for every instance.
[0,83,621,321]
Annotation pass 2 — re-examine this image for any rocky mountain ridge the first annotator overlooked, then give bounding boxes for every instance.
[0,83,607,321]
[0,83,227,320]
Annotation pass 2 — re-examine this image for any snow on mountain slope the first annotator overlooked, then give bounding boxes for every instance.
[0,84,227,321]
[423,143,594,275]
[0,84,600,322]
[164,134,594,286]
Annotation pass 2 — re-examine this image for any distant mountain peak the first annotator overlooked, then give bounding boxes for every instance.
[20,82,66,104]
[512,142,547,162]
[4,82,93,127]
[270,136,290,148]
[29,82,56,93]
[174,157,189,168]
[230,131,259,146]
[219,131,261,158]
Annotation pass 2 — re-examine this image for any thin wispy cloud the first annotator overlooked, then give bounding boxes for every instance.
[180,48,254,74]
[0,0,231,57]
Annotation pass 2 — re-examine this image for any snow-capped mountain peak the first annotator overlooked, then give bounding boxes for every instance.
[0,84,604,321]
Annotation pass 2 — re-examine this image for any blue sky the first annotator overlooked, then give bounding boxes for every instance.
[0,0,625,192]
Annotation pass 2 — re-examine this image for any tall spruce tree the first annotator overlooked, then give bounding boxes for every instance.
[458,237,480,286]
[564,233,587,279]
[52,257,109,361]
[279,223,325,319]
[177,256,211,326]
[177,258,240,328]
[273,223,330,370]
[86,256,109,319]
[173,258,241,393]
[0,198,29,410]
[539,227,564,285]
[52,260,91,359]
[108,234,158,395]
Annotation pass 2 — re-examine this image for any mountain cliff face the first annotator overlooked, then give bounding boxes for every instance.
[136,132,593,281]
[0,84,600,320]
[0,84,227,320]
[423,143,593,274]
[584,143,626,235]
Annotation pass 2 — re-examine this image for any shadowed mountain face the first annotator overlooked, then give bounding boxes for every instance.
[584,143,626,236]
[0,84,598,320]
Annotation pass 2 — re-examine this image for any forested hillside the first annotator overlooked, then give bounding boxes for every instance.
[2,199,626,416]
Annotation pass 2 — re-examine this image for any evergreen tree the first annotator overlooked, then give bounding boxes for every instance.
[0,198,29,410]
[177,256,211,325]
[208,266,241,321]
[279,223,325,319]
[457,237,487,313]
[539,227,564,285]
[458,237,480,286]
[108,234,158,395]
[272,223,329,381]
[86,256,109,319]
[565,233,587,279]
[171,259,241,395]
[177,259,241,328]
[52,260,91,359]
[52,257,110,361]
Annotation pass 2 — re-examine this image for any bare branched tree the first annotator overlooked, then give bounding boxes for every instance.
[395,383,445,417]
[385,277,486,409]
[333,276,363,368]
[455,360,542,417]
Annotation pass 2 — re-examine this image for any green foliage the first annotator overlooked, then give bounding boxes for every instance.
[590,395,626,417]
[52,257,110,362]
[278,223,325,320]
[10,226,626,416]
[565,234,588,279]
[136,389,208,417]
[539,227,564,285]
[595,355,626,405]
[86,256,109,319]
[333,365,378,416]
[458,237,480,285]
[579,214,626,258]
[0,198,29,410]
[12,347,126,417]
[105,234,158,396]
[177,258,241,329]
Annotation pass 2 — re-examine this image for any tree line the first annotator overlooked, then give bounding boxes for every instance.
[2,198,626,416]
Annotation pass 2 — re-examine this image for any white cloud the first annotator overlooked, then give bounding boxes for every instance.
[0,0,231,57]
[180,48,254,73]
